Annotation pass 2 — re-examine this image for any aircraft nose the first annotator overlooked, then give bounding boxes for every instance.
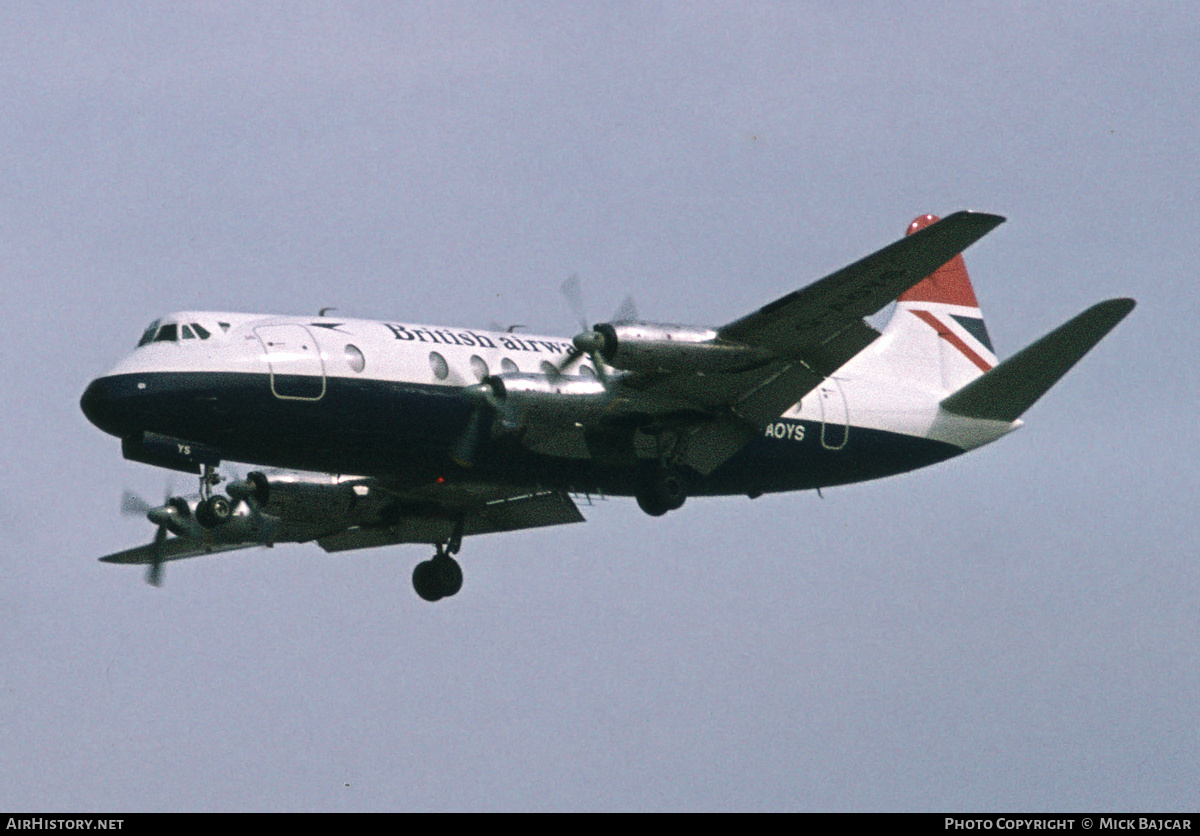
[81,377,124,437]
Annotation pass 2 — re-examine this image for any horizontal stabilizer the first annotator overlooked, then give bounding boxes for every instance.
[940,298,1135,422]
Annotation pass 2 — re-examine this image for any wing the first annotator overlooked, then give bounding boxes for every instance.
[611,211,1006,471]
[99,538,260,565]
[101,477,585,565]
[317,484,584,553]
[718,211,1005,355]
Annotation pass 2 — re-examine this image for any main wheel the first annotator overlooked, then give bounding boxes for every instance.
[636,469,687,517]
[433,555,463,598]
[412,555,464,601]
[412,559,444,602]
[636,491,671,516]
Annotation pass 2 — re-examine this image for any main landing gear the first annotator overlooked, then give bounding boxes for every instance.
[634,430,689,517]
[635,468,687,517]
[412,520,465,602]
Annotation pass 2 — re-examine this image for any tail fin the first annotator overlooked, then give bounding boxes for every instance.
[877,214,1000,391]
[940,298,1135,421]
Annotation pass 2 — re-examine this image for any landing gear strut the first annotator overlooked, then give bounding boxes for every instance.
[194,464,233,528]
[412,519,465,602]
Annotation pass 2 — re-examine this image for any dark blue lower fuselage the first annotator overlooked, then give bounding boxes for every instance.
[81,371,964,497]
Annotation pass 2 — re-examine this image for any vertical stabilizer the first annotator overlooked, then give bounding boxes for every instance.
[878,214,1000,392]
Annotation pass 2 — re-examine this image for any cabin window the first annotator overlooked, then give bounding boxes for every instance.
[429,351,449,380]
[469,355,489,381]
[345,344,366,373]
[500,357,519,374]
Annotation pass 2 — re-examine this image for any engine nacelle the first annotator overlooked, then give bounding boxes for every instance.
[229,471,359,519]
[472,373,611,428]
[582,322,769,372]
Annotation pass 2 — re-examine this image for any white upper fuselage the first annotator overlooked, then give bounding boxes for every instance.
[94,309,1019,479]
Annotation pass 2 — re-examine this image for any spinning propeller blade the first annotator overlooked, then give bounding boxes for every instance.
[121,486,173,587]
[612,294,638,323]
[146,524,167,587]
[556,275,632,381]
[451,403,493,467]
[121,490,152,517]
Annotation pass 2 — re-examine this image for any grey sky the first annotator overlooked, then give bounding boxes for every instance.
[1,2,1195,811]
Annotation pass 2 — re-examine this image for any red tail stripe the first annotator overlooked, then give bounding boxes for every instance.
[911,309,994,373]
[900,215,982,307]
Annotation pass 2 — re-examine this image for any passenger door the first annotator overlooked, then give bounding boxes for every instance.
[255,324,326,400]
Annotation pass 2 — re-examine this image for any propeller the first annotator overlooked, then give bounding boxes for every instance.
[121,486,172,586]
[557,274,635,380]
[145,526,168,587]
[451,276,636,467]
[451,378,518,467]
[560,273,590,334]
[225,470,280,543]
[120,489,152,517]
[611,293,639,324]
[451,392,495,467]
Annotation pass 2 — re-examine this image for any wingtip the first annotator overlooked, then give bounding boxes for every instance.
[1089,297,1137,325]
[908,211,1006,237]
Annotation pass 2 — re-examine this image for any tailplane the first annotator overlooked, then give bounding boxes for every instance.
[940,298,1135,421]
[877,214,1000,392]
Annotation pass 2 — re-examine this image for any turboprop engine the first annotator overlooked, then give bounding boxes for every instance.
[226,470,363,520]
[453,371,611,465]
[466,372,611,427]
[572,322,770,373]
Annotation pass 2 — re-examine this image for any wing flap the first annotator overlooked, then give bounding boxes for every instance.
[473,489,585,531]
[940,298,1136,421]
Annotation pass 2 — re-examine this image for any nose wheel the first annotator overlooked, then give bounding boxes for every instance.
[192,464,238,528]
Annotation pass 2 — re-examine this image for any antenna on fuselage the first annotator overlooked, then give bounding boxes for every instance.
[319,307,338,316]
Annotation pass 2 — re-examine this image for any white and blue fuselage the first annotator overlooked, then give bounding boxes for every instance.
[81,308,1012,499]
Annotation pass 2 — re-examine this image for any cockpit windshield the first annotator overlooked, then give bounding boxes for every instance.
[137,320,162,347]
[137,318,224,347]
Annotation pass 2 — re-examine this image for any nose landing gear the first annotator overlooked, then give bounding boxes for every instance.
[194,464,234,528]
